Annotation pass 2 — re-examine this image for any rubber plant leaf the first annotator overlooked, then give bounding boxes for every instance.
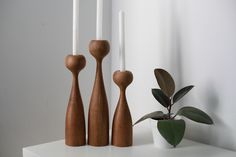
[152,89,170,108]
[154,69,175,97]
[157,119,186,147]
[176,106,214,124]
[173,85,194,104]
[133,111,164,126]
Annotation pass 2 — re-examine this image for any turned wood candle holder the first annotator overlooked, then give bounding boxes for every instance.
[112,70,133,147]
[65,54,86,146]
[88,40,110,146]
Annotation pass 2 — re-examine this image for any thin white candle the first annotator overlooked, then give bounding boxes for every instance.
[96,0,103,40]
[119,11,125,71]
[73,0,79,55]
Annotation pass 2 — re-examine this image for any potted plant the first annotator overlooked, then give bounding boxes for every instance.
[133,68,214,148]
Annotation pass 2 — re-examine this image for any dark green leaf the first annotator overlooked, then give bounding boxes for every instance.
[154,69,175,97]
[152,89,170,108]
[173,85,194,103]
[133,111,164,126]
[176,106,214,124]
[158,119,185,147]
[152,113,170,120]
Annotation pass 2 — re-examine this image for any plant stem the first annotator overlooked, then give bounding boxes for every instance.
[167,102,172,119]
[167,99,172,119]
[168,105,171,119]
[172,114,177,120]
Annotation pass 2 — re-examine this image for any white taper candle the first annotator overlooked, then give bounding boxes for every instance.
[96,0,103,40]
[119,11,125,71]
[72,0,79,55]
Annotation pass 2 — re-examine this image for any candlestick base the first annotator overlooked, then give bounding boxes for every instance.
[112,70,133,147]
[88,40,110,146]
[65,54,86,146]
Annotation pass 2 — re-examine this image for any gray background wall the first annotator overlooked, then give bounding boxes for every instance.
[0,0,111,157]
[111,0,236,151]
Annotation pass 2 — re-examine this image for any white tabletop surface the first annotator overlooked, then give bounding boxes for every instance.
[23,139,236,157]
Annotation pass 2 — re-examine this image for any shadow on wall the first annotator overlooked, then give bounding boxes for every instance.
[169,0,184,91]
[185,83,235,151]
[156,0,184,91]
[204,84,235,150]
[166,0,236,151]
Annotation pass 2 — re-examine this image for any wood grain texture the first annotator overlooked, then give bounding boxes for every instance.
[112,70,133,147]
[88,40,110,146]
[65,55,86,146]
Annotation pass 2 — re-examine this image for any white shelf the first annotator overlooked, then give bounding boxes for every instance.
[23,139,236,157]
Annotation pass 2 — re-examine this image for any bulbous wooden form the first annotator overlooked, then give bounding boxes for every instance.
[65,54,86,146]
[88,40,110,146]
[112,70,133,147]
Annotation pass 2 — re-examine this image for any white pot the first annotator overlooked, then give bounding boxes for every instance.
[149,119,173,148]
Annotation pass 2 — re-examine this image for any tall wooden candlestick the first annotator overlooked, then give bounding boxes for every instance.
[88,40,110,146]
[65,54,86,146]
[112,70,133,147]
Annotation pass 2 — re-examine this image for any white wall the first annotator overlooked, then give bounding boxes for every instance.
[0,0,111,157]
[111,0,236,150]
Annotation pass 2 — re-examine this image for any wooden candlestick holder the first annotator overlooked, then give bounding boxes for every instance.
[88,40,110,146]
[112,70,133,147]
[65,54,86,146]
